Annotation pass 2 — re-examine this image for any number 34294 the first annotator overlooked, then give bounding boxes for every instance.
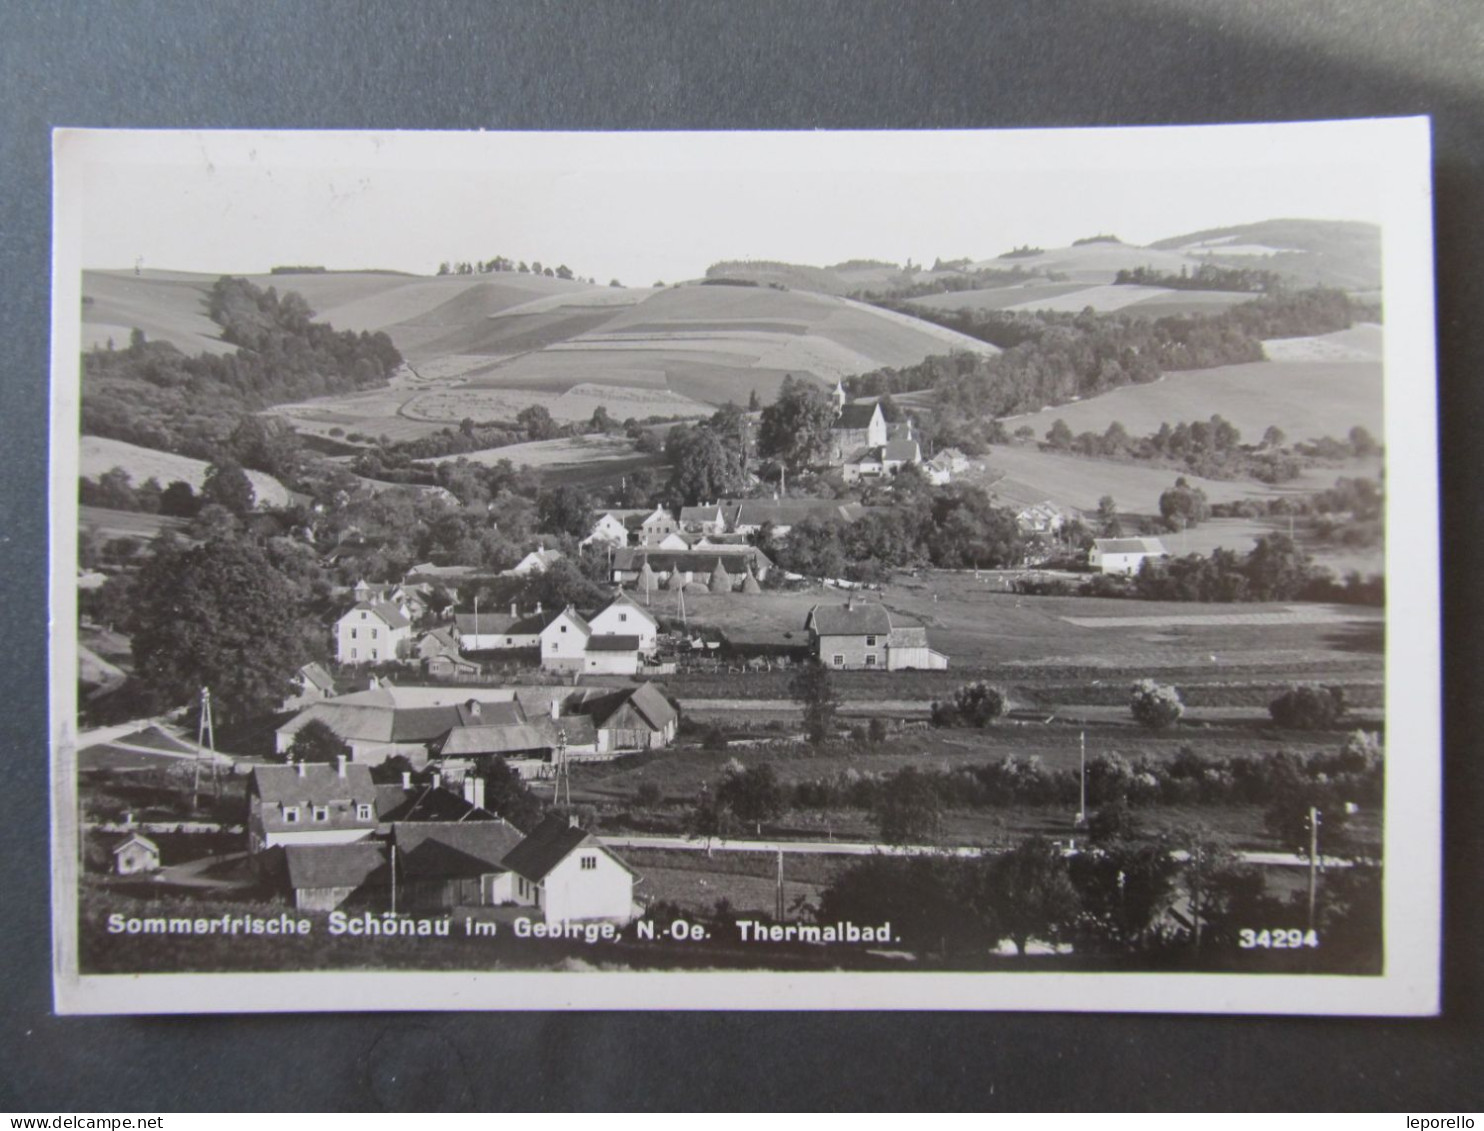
[1239,928,1320,949]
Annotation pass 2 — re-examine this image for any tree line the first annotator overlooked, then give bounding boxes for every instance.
[82,277,402,459]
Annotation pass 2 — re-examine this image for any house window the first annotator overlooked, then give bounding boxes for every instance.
[505,637,513,646]
[283,806,300,824]
[832,654,844,667]
[351,628,357,639]
[361,612,367,620]
[619,613,627,623]
[371,629,378,639]
[865,635,876,647]
[581,855,597,870]
[560,625,567,633]
[356,804,372,821]
[371,649,378,660]
[351,648,357,660]
[550,642,558,652]
[865,655,878,668]
[312,806,328,823]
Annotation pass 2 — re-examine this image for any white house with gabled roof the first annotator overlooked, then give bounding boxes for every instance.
[588,591,659,652]
[539,606,593,672]
[336,601,413,665]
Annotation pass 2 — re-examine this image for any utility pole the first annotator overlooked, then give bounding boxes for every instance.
[193,686,216,810]
[775,848,786,921]
[1307,806,1322,933]
[1075,730,1087,827]
[555,727,570,809]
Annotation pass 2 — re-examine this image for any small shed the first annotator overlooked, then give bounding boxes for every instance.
[112,832,160,876]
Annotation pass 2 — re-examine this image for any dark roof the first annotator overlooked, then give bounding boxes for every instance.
[298,662,336,693]
[808,601,893,636]
[374,783,497,824]
[252,763,377,805]
[588,682,679,731]
[436,720,558,757]
[500,814,625,882]
[388,705,464,743]
[588,634,641,652]
[455,700,523,727]
[393,821,526,879]
[284,842,388,891]
[882,439,920,462]
[454,612,518,635]
[344,600,410,630]
[730,499,865,527]
[554,715,598,747]
[835,403,881,429]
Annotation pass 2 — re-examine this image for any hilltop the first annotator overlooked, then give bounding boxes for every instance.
[81,270,999,428]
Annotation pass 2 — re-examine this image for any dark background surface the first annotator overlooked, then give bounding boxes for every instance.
[1,0,1481,1112]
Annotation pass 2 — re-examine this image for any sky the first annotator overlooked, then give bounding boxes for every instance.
[61,124,1398,284]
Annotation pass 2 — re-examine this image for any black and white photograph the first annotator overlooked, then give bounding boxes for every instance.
[49,121,1439,1014]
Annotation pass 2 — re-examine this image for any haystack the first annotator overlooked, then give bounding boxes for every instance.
[709,560,732,593]
[740,567,762,595]
[666,568,686,591]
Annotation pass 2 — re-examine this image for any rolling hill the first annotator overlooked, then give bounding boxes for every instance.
[81,271,1001,430]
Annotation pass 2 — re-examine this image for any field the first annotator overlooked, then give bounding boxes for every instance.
[999,326,1383,444]
[403,381,711,425]
[80,505,190,544]
[80,436,292,506]
[910,283,1256,318]
[421,433,649,472]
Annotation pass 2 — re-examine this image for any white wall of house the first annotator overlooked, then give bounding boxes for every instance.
[539,611,589,671]
[584,651,641,675]
[1092,551,1161,575]
[541,848,635,924]
[259,827,376,851]
[886,645,950,671]
[336,609,411,664]
[588,603,658,651]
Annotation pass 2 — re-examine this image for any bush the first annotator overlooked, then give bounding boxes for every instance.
[931,681,1006,728]
[1130,679,1183,729]
[1269,685,1346,730]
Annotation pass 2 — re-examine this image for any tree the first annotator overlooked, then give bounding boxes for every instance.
[287,718,350,764]
[1349,425,1380,457]
[665,422,746,505]
[1262,425,1287,449]
[1269,685,1346,730]
[158,479,200,518]
[1130,679,1183,729]
[969,836,1081,955]
[820,856,984,954]
[1068,835,1180,952]
[951,681,1006,727]
[747,388,761,412]
[1045,419,1074,449]
[128,536,310,721]
[202,459,256,515]
[536,484,593,538]
[516,404,560,441]
[875,766,943,845]
[789,661,839,745]
[757,375,837,474]
[480,756,545,830]
[1158,478,1210,531]
[717,763,786,834]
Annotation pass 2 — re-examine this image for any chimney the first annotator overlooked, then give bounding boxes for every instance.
[401,770,411,789]
[463,776,486,811]
[295,761,306,777]
[569,812,581,828]
[336,754,347,778]
[431,771,442,790]
[535,601,542,615]
[510,600,518,618]
[466,699,481,720]
[550,696,560,720]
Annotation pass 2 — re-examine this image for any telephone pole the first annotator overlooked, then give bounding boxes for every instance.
[1075,730,1088,827]
[1307,806,1322,933]
[193,686,217,809]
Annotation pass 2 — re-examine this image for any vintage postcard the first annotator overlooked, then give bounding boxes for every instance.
[50,121,1439,1013]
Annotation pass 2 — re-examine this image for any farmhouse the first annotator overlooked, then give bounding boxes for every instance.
[610,546,773,587]
[1090,537,1169,575]
[728,498,868,537]
[455,602,546,651]
[335,601,412,665]
[805,596,948,671]
[638,505,680,546]
[506,547,563,577]
[283,842,388,912]
[247,759,381,852]
[501,814,638,924]
[111,832,160,876]
[580,511,631,549]
[392,820,528,912]
[678,503,727,534]
[1016,501,1071,535]
[539,606,593,672]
